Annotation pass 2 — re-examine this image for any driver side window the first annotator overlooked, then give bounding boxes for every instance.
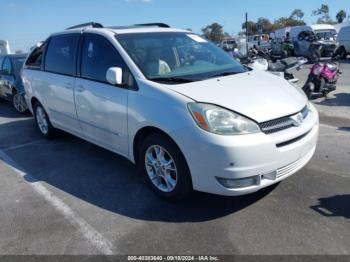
[81,34,127,83]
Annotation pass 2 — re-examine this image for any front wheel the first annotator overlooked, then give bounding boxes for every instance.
[139,133,192,200]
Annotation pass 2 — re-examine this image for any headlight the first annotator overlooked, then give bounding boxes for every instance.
[188,103,260,135]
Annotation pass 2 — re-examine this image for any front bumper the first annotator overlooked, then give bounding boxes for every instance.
[171,104,319,196]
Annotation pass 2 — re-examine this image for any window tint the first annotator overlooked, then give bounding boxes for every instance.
[45,35,79,75]
[26,42,47,69]
[2,57,13,74]
[81,34,126,83]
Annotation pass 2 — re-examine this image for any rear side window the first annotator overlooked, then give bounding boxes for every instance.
[81,34,126,83]
[45,34,79,76]
[26,42,47,69]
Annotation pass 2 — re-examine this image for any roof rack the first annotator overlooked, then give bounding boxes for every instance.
[66,22,104,30]
[134,23,170,28]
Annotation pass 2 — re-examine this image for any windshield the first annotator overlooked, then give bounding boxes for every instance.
[315,30,337,41]
[116,32,245,82]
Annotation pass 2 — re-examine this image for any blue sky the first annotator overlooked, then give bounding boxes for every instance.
[0,0,349,51]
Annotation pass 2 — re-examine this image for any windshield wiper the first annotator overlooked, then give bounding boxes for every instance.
[206,71,241,79]
[149,76,199,83]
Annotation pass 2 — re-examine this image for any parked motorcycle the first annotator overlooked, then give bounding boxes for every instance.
[243,47,307,83]
[302,61,341,99]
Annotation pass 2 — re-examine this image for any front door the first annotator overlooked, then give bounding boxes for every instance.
[74,33,129,155]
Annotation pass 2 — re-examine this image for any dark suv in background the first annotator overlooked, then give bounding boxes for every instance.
[0,54,28,113]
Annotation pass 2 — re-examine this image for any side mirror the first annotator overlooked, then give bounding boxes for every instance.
[106,67,123,85]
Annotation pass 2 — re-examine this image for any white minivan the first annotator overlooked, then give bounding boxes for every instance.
[22,23,319,200]
[336,25,350,59]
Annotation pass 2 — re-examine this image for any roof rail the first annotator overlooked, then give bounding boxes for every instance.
[134,23,170,28]
[66,22,104,30]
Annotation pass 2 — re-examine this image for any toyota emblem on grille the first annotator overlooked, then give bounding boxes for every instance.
[290,113,303,127]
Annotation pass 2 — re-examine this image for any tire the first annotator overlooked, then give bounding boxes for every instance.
[33,102,56,139]
[333,47,347,60]
[302,82,314,100]
[139,133,192,200]
[12,90,28,114]
[341,47,348,59]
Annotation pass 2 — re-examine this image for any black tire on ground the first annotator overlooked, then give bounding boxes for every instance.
[12,90,28,114]
[139,133,193,200]
[334,47,347,60]
[33,102,56,139]
[341,48,348,59]
[302,82,314,100]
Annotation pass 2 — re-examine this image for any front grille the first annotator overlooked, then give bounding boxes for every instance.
[259,106,309,134]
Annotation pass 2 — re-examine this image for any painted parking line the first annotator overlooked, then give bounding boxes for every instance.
[2,139,47,152]
[0,149,114,255]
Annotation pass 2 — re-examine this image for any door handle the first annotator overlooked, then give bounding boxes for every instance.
[76,85,85,92]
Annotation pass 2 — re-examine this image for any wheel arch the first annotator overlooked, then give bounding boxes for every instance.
[132,126,187,167]
[31,96,41,108]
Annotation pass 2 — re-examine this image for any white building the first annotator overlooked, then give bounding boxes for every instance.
[0,40,11,55]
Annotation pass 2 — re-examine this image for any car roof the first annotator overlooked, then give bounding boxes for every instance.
[51,22,190,37]
[310,24,336,31]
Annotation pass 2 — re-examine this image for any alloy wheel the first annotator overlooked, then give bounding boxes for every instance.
[145,145,178,192]
[36,106,49,135]
[13,93,27,113]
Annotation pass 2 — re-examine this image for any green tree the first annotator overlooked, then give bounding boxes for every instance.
[256,17,273,33]
[201,23,225,42]
[273,17,306,29]
[336,10,347,23]
[242,21,258,35]
[290,9,304,20]
[312,4,332,23]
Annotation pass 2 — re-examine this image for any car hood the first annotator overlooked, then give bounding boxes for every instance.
[165,70,307,123]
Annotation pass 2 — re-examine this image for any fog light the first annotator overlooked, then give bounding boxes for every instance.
[216,176,259,189]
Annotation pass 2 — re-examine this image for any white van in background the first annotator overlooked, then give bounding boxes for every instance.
[336,25,350,59]
[271,27,291,41]
[290,24,337,57]
[247,34,271,49]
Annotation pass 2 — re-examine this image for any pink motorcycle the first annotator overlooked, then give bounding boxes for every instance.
[302,62,341,99]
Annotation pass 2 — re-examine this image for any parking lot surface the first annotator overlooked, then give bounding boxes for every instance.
[0,62,349,255]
